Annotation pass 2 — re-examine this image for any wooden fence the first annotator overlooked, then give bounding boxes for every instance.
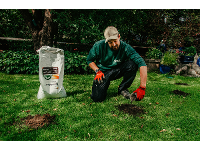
[0,37,150,56]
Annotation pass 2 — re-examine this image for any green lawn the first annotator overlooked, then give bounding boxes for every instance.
[0,71,200,141]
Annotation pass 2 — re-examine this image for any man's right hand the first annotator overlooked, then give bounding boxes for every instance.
[94,70,105,83]
[133,86,146,100]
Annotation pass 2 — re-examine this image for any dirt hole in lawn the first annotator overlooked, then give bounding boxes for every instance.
[174,83,189,86]
[172,89,190,97]
[117,104,144,116]
[13,113,56,129]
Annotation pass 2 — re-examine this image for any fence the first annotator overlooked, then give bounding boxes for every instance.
[0,37,94,53]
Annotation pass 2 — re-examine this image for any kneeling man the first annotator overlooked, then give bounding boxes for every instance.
[87,26,147,102]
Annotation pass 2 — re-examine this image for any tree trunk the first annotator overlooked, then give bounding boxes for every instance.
[19,9,56,52]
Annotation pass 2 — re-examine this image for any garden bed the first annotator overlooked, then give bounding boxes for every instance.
[145,59,161,72]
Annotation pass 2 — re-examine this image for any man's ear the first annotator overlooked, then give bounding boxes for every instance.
[118,34,121,39]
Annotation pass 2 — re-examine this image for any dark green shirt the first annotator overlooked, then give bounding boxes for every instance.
[87,39,146,71]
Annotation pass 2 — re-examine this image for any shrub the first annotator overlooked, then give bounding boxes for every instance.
[64,51,92,74]
[0,50,93,74]
[146,48,162,59]
[160,51,178,68]
[182,46,196,56]
[0,50,39,74]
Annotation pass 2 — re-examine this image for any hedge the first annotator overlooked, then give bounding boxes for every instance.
[0,50,93,74]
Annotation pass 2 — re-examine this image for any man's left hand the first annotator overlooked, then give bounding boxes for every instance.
[133,86,146,100]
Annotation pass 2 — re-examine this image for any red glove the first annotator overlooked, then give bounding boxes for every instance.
[94,70,105,83]
[133,86,146,100]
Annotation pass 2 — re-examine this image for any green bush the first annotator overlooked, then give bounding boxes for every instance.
[0,50,93,74]
[0,50,39,74]
[182,46,196,56]
[146,48,162,59]
[64,51,93,74]
[160,51,178,68]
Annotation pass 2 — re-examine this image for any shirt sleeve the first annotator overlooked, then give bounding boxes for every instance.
[87,44,98,65]
[126,45,147,68]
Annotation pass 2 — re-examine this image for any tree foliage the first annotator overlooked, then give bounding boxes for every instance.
[0,9,31,38]
[1,9,200,74]
[1,9,200,50]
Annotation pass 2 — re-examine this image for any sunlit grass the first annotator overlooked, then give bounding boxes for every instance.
[0,71,200,141]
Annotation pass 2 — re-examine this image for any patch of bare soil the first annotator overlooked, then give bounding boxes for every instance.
[175,83,189,86]
[117,104,144,116]
[13,113,56,129]
[172,90,190,97]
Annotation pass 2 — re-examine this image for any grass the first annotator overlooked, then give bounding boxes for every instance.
[0,71,200,141]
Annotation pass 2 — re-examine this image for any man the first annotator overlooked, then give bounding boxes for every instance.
[87,26,147,102]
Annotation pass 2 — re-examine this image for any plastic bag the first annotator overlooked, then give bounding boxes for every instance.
[197,57,200,67]
[37,46,66,99]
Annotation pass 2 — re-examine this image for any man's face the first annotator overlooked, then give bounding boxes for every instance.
[107,35,120,50]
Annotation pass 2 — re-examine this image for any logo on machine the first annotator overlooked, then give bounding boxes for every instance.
[42,67,59,80]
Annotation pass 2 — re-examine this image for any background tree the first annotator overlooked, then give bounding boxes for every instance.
[1,9,200,52]
[53,9,103,44]
[19,9,57,52]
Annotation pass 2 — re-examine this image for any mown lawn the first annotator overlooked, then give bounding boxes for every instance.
[0,71,200,141]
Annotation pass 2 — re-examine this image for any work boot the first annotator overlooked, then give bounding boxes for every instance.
[120,89,131,99]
